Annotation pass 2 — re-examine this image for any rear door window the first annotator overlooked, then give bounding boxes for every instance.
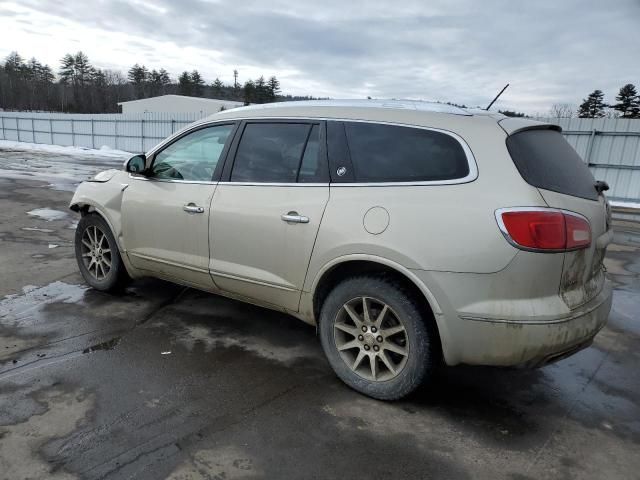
[343,122,470,182]
[506,129,598,201]
[231,123,318,183]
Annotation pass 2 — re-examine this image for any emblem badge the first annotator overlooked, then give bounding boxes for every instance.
[337,167,347,177]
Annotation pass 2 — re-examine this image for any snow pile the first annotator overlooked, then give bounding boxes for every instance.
[0,140,132,158]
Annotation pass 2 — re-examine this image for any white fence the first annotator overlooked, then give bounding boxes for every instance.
[0,112,208,153]
[1,111,639,202]
[539,117,640,203]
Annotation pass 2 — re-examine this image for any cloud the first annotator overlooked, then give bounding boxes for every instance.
[1,0,639,114]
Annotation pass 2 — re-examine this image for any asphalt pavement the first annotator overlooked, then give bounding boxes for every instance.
[1,146,639,480]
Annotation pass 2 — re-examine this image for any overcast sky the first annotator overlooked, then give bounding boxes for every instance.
[1,0,639,114]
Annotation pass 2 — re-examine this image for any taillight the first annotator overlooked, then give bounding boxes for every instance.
[496,208,591,252]
[564,214,591,249]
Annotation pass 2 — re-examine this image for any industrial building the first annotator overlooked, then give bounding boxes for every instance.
[118,95,243,115]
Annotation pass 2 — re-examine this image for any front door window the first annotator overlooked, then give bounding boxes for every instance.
[151,124,234,181]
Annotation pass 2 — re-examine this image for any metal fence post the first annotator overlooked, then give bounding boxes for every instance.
[1,116,4,140]
[585,129,597,166]
[141,118,145,152]
[71,119,75,146]
[114,119,119,151]
[31,117,35,143]
[16,117,20,142]
[49,118,54,144]
[91,118,95,149]
[171,119,175,134]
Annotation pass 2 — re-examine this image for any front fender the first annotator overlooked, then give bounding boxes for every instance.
[69,171,129,253]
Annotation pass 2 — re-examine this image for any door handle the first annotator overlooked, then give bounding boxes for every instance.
[281,211,309,224]
[183,203,205,214]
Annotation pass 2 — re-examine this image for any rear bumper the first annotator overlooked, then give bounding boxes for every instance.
[445,280,612,366]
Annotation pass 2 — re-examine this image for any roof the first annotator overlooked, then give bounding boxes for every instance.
[223,99,473,116]
[117,95,243,106]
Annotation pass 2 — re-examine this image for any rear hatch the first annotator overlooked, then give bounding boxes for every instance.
[504,125,611,309]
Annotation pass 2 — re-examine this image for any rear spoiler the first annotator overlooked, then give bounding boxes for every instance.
[498,118,562,136]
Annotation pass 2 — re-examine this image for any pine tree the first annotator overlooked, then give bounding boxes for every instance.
[255,76,268,103]
[613,84,640,118]
[59,54,75,84]
[212,77,224,98]
[158,69,170,86]
[268,76,280,100]
[128,64,148,98]
[39,64,55,84]
[578,90,606,118]
[191,70,204,96]
[243,79,255,105]
[178,71,192,96]
[73,52,92,85]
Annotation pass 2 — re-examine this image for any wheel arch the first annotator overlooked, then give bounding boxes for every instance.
[310,256,445,355]
[70,202,119,245]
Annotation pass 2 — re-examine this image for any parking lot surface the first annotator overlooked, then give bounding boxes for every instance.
[1,146,639,480]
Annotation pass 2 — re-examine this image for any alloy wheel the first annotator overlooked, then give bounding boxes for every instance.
[333,296,409,382]
[80,225,112,281]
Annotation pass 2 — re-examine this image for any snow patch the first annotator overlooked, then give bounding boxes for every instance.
[48,244,59,249]
[27,208,68,221]
[0,142,129,191]
[610,200,640,210]
[0,140,132,158]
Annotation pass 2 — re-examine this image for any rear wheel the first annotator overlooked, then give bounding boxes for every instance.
[75,214,129,291]
[319,275,436,400]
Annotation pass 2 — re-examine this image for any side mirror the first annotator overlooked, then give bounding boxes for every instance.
[125,154,146,174]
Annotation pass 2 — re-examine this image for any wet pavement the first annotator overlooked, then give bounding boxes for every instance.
[1,146,639,480]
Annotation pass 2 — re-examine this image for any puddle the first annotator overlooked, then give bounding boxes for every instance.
[26,208,68,222]
[172,323,312,365]
[82,337,121,354]
[0,281,88,327]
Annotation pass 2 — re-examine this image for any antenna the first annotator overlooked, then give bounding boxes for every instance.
[485,83,509,111]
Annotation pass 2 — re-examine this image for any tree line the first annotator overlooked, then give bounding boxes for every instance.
[2,50,639,118]
[550,84,640,119]
[0,51,318,113]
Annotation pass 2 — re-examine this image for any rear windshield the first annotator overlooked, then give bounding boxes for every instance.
[506,129,598,201]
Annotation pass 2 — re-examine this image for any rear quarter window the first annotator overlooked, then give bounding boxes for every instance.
[343,122,470,183]
[506,129,598,201]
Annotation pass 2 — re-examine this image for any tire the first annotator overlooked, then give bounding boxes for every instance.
[74,213,129,291]
[318,275,436,400]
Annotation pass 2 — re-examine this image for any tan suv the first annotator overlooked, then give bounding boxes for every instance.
[70,100,613,400]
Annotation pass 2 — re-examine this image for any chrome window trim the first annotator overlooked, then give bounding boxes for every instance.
[144,116,478,186]
[494,206,591,253]
[217,181,329,187]
[128,173,217,185]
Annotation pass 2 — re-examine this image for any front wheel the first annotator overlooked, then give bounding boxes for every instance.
[319,276,436,400]
[74,213,129,291]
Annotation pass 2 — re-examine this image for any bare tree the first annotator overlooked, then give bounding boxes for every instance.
[549,103,574,118]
